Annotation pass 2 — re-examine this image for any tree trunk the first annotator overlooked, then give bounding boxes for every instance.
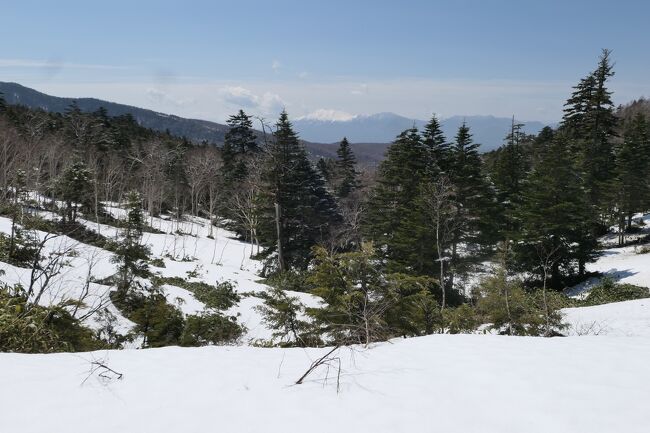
[275,202,285,272]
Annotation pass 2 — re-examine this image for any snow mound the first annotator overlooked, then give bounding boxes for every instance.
[0,334,648,433]
[562,298,650,337]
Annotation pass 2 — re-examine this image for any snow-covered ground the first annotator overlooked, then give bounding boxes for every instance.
[0,206,319,342]
[2,205,650,432]
[563,298,650,337]
[1,334,648,433]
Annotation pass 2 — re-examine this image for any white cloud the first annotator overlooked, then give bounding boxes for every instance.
[219,86,285,116]
[298,109,357,122]
[219,86,259,108]
[146,88,194,107]
[271,59,282,72]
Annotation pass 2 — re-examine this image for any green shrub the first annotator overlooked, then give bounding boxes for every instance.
[152,277,240,310]
[444,304,479,334]
[475,271,566,336]
[180,312,244,346]
[0,285,105,353]
[0,231,40,267]
[584,277,650,306]
[149,257,166,268]
[265,270,312,293]
[111,288,185,348]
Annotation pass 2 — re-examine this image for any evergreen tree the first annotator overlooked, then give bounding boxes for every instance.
[614,113,650,242]
[0,92,5,112]
[259,111,339,271]
[448,123,497,263]
[561,49,618,225]
[491,118,530,237]
[364,128,435,274]
[256,286,311,346]
[55,160,94,223]
[421,114,451,174]
[308,244,389,345]
[316,157,334,184]
[334,137,359,198]
[112,191,151,293]
[515,135,599,285]
[222,110,258,186]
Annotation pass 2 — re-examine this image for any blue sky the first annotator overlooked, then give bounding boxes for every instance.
[1,0,648,123]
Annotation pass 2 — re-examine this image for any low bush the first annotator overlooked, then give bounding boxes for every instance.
[444,304,479,334]
[152,276,240,310]
[180,312,244,346]
[0,284,105,353]
[584,277,649,306]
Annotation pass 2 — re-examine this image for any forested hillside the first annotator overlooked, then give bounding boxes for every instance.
[2,49,649,353]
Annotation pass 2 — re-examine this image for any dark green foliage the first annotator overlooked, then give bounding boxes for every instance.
[152,276,240,310]
[584,278,649,306]
[448,123,498,247]
[614,113,650,242]
[0,284,105,353]
[149,257,166,268]
[422,114,452,174]
[490,120,530,236]
[475,269,566,336]
[443,304,479,334]
[307,244,388,344]
[307,244,446,343]
[112,191,151,293]
[112,276,243,348]
[111,288,184,348]
[365,128,436,274]
[0,229,39,267]
[334,137,359,198]
[264,270,312,294]
[561,49,618,221]
[55,159,94,223]
[256,286,313,346]
[222,110,258,187]
[316,157,335,184]
[259,111,339,271]
[180,312,244,346]
[515,136,599,284]
[384,273,442,336]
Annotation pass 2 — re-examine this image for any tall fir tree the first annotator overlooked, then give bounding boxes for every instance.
[614,113,650,242]
[316,157,333,184]
[515,135,599,285]
[449,123,497,248]
[259,111,339,271]
[561,49,618,228]
[364,128,436,275]
[334,137,359,198]
[55,160,94,223]
[490,118,530,237]
[112,191,151,294]
[222,110,258,187]
[421,114,452,174]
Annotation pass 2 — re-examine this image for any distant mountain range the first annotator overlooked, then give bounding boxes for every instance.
[0,81,231,144]
[0,82,551,163]
[293,112,550,151]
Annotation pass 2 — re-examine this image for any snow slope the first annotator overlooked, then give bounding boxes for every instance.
[2,206,650,432]
[0,334,648,433]
[563,299,650,337]
[0,207,319,342]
